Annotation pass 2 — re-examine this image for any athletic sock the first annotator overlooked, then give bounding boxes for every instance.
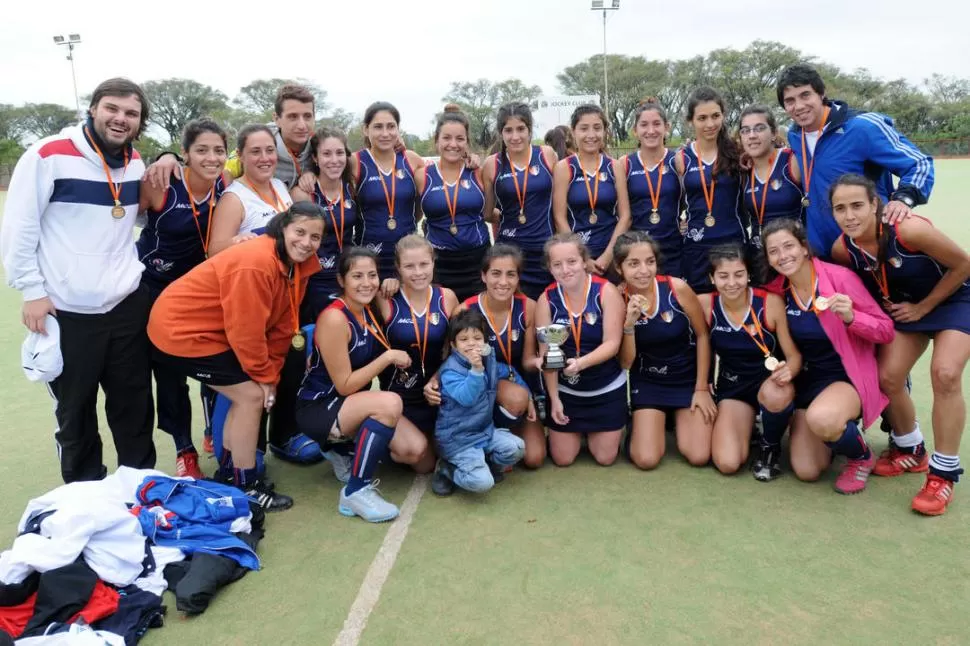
[824,420,870,460]
[233,466,259,488]
[345,418,395,496]
[929,452,963,482]
[218,448,233,472]
[890,422,924,453]
[760,403,794,449]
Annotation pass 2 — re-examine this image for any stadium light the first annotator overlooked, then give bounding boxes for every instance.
[53,33,83,120]
[591,0,620,132]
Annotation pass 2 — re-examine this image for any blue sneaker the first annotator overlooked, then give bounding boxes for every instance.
[338,481,399,523]
[269,433,325,464]
[323,450,353,483]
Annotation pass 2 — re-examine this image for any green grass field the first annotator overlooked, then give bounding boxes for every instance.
[1,163,968,645]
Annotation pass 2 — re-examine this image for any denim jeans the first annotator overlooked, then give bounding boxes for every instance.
[449,430,525,493]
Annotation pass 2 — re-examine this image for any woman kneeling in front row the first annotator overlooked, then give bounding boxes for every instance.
[295,247,429,523]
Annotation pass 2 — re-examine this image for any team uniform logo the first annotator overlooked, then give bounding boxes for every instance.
[584,312,598,326]
[429,312,440,326]
[598,172,608,181]
[889,256,903,268]
[770,179,782,191]
[661,310,674,323]
[563,373,581,385]
[151,258,175,273]
[395,169,405,179]
[461,179,471,190]
[511,328,520,342]
[529,165,540,176]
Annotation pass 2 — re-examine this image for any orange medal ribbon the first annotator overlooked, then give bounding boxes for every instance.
[749,152,776,226]
[84,126,130,211]
[184,168,216,256]
[790,261,826,314]
[359,306,391,350]
[641,150,665,212]
[407,289,431,377]
[561,277,589,358]
[800,107,831,199]
[481,293,514,370]
[578,155,600,213]
[442,168,461,233]
[243,179,285,212]
[860,221,891,302]
[723,297,772,357]
[697,153,716,216]
[320,182,346,252]
[286,264,302,339]
[508,152,530,215]
[374,152,397,226]
[286,146,303,178]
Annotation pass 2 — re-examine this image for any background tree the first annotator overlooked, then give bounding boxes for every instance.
[143,79,230,144]
[13,104,77,141]
[441,78,542,150]
[234,78,329,122]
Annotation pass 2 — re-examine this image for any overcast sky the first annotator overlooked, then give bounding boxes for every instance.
[2,0,967,136]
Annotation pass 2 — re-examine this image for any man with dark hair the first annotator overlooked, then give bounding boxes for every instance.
[775,63,934,257]
[1,77,157,483]
[271,83,315,186]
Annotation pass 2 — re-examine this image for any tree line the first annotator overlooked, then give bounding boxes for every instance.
[2,40,970,168]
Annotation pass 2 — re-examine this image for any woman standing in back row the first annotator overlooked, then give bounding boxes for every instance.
[553,104,631,276]
[481,102,559,300]
[674,87,747,293]
[623,98,684,277]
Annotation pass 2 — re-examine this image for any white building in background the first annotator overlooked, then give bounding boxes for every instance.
[531,95,601,139]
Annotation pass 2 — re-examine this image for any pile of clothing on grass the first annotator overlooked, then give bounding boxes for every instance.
[0,468,265,644]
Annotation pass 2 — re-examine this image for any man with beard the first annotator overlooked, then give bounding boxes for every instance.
[1,78,157,483]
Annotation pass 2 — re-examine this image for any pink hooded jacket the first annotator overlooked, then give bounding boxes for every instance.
[767,258,895,429]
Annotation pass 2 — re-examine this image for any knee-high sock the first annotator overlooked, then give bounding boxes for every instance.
[824,420,870,460]
[346,418,395,495]
[760,403,794,449]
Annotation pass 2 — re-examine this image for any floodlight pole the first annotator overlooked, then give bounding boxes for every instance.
[591,2,620,134]
[54,35,82,119]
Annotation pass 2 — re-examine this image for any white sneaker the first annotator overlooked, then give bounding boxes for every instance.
[323,450,353,483]
[338,480,399,523]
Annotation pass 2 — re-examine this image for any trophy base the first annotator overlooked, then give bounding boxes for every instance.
[543,356,567,371]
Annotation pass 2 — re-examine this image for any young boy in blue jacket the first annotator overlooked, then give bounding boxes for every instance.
[433,309,525,496]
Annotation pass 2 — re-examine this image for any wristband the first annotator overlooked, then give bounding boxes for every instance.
[623,326,635,335]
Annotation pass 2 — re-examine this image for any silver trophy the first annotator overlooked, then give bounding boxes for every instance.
[537,324,569,371]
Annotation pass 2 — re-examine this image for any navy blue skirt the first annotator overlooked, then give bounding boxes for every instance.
[547,384,628,433]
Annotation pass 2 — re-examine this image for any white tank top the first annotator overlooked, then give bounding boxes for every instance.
[225,177,293,233]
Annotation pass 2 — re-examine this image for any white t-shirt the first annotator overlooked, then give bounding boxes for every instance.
[805,130,821,157]
[225,177,293,233]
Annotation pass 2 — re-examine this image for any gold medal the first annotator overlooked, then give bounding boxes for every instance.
[291,333,306,351]
[518,211,527,225]
[110,203,125,219]
[507,374,516,382]
[704,213,715,227]
[588,213,598,225]
[449,223,458,235]
[649,209,660,225]
[387,218,397,230]
[764,355,780,372]
[814,296,830,311]
[801,196,810,208]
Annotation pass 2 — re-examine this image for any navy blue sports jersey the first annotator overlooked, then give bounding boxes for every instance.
[625,149,683,243]
[629,276,696,387]
[680,144,747,243]
[709,289,778,390]
[379,286,450,405]
[307,181,358,305]
[566,154,619,258]
[842,218,970,335]
[784,284,843,377]
[463,292,528,372]
[137,175,226,287]
[420,164,489,251]
[494,145,555,246]
[355,149,418,256]
[545,275,623,392]
[298,299,381,401]
[742,149,804,249]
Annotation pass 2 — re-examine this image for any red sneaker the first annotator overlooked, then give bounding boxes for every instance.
[834,452,876,495]
[202,434,214,455]
[912,475,955,516]
[873,446,928,477]
[176,450,204,480]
